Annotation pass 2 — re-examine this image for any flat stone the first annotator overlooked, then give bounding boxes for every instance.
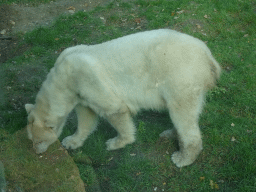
[0,128,85,192]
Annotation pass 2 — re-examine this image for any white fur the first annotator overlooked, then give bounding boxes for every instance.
[25,29,221,167]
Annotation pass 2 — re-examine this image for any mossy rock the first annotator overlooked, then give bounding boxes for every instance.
[0,128,85,192]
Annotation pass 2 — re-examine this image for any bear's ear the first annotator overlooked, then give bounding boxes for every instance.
[25,104,34,114]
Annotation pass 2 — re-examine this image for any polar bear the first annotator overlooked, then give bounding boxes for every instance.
[25,29,221,167]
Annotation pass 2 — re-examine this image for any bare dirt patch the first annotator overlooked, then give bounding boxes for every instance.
[0,0,113,63]
[1,0,113,34]
[9,0,114,34]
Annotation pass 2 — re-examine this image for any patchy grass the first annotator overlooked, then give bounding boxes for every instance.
[0,0,255,191]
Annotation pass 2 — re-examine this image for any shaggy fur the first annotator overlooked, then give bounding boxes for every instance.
[25,29,221,167]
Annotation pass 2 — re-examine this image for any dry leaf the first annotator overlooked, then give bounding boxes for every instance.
[130,153,136,156]
[204,14,208,18]
[58,146,65,151]
[209,180,219,189]
[171,12,175,16]
[176,10,184,14]
[0,29,6,35]
[243,34,249,37]
[55,38,59,41]
[67,6,75,11]
[10,20,15,25]
[210,180,214,188]
[200,176,205,181]
[135,18,141,24]
[196,24,201,29]
[231,123,235,127]
[231,136,236,142]
[136,172,141,176]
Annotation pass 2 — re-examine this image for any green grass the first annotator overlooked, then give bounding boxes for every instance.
[1,0,256,191]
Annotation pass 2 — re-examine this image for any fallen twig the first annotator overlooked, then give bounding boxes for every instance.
[0,37,13,40]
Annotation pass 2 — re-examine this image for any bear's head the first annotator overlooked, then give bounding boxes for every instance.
[25,104,58,154]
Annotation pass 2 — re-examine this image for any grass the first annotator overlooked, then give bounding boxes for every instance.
[0,0,256,191]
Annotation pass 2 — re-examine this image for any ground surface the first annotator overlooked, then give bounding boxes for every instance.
[1,128,85,192]
[1,0,255,191]
[0,0,114,63]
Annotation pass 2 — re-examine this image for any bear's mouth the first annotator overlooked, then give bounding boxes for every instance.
[34,142,49,154]
[33,140,43,147]
[33,141,46,153]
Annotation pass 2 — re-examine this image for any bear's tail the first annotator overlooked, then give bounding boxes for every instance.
[207,53,221,89]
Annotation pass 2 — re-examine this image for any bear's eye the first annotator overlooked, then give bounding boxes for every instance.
[34,141,43,145]
[46,126,54,130]
[28,115,34,123]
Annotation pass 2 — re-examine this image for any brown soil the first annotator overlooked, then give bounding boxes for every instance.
[0,0,113,64]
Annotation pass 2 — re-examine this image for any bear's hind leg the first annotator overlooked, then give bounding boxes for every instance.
[167,90,205,167]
